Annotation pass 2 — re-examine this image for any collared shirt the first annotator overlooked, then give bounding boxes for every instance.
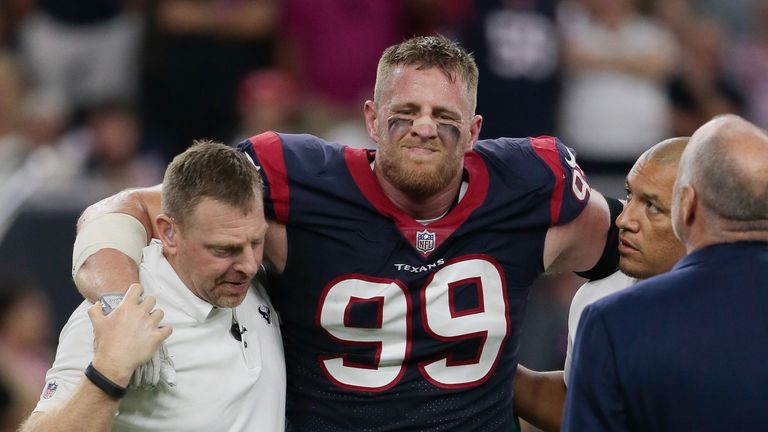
[563,270,636,386]
[34,241,285,431]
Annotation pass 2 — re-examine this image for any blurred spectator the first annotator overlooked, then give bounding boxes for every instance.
[0,52,24,132]
[81,103,165,192]
[0,0,36,49]
[558,0,676,173]
[279,0,411,147]
[650,0,695,40]
[690,0,762,40]
[0,52,75,236]
[461,0,562,139]
[17,0,143,116]
[30,102,164,208]
[16,93,71,154]
[726,1,768,130]
[0,92,74,237]
[0,51,28,180]
[0,274,53,432]
[141,0,277,160]
[667,17,744,136]
[0,89,71,188]
[233,69,301,142]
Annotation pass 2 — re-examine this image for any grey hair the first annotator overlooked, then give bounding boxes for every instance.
[683,115,768,224]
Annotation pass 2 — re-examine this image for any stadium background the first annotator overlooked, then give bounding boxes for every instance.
[0,0,763,430]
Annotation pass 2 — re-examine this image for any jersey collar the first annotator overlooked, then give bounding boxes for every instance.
[344,148,489,256]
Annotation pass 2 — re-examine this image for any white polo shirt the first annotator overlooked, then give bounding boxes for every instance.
[34,241,286,431]
[563,270,636,387]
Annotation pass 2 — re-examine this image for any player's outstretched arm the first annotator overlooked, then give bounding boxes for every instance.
[74,186,162,302]
[543,191,615,276]
[513,365,566,432]
[19,284,172,432]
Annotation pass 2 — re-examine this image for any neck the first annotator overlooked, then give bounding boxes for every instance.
[374,169,463,220]
[684,219,768,254]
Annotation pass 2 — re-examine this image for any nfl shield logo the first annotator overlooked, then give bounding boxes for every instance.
[416,229,436,254]
[43,381,58,399]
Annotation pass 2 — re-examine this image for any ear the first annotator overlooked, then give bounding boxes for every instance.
[156,214,178,253]
[467,114,482,151]
[679,185,697,228]
[363,100,380,144]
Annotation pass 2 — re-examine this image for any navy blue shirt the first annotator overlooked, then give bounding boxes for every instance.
[565,241,768,432]
[240,133,590,431]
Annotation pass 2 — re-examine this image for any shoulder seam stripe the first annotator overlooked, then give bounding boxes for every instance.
[249,132,289,222]
[530,136,564,225]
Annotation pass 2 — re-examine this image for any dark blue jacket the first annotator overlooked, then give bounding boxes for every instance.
[564,241,768,432]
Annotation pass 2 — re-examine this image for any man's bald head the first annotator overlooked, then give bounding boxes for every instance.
[636,137,689,169]
[673,115,768,247]
[680,115,768,223]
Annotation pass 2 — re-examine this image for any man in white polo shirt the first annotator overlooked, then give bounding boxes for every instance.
[20,141,285,432]
[513,137,689,431]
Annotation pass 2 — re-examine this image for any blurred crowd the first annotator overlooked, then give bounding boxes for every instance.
[0,0,765,430]
[1,0,765,205]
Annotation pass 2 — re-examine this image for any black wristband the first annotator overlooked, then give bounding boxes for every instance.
[85,363,128,399]
[575,196,623,281]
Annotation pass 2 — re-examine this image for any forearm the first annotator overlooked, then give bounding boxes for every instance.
[19,380,121,432]
[75,249,141,302]
[514,365,566,432]
[74,186,161,301]
[22,287,171,432]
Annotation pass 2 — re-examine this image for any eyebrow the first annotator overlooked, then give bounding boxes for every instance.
[204,230,267,251]
[626,181,670,212]
[641,192,670,213]
[641,192,663,203]
[390,102,461,119]
[205,243,241,253]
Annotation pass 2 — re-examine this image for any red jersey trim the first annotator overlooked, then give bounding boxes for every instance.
[344,148,490,256]
[530,136,564,226]
[249,132,289,223]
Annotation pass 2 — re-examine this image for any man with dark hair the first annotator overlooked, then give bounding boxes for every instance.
[70,36,618,431]
[564,114,768,431]
[514,137,689,431]
[21,142,284,432]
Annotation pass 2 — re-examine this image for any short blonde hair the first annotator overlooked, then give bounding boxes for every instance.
[162,140,263,228]
[374,36,479,112]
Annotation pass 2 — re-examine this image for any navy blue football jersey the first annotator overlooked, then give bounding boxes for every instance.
[238,133,590,431]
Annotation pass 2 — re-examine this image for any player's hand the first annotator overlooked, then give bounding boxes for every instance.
[88,283,173,387]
